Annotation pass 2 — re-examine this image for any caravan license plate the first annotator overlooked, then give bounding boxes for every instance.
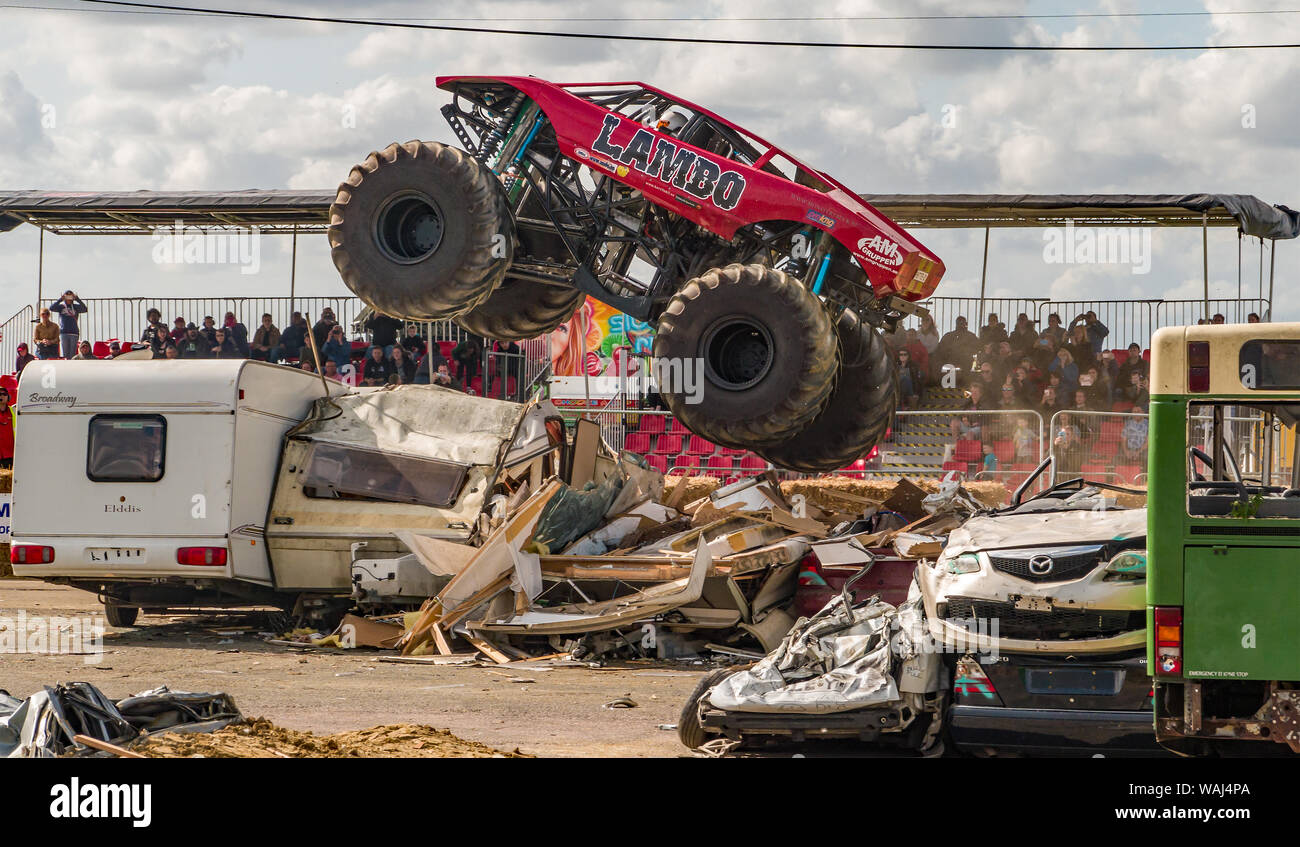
[85,547,146,564]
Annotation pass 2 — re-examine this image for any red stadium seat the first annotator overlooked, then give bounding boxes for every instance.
[652,434,682,455]
[437,341,455,359]
[953,439,982,463]
[645,455,668,473]
[993,440,1014,465]
[670,455,702,474]
[1093,439,1119,458]
[623,432,651,454]
[668,418,690,434]
[1080,462,1107,477]
[92,341,111,358]
[942,461,966,473]
[637,415,666,434]
[706,455,734,477]
[686,435,715,455]
[739,454,768,470]
[1099,421,1125,443]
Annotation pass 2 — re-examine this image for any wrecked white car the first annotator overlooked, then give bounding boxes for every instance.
[918,461,1160,756]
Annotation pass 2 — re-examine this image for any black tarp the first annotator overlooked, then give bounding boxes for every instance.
[858,193,1300,240]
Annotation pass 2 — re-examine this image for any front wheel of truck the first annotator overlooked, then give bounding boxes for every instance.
[329,140,514,321]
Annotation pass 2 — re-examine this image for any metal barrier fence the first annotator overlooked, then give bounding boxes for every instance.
[899,297,1049,337]
[1046,409,1149,487]
[899,296,1269,353]
[0,305,34,372]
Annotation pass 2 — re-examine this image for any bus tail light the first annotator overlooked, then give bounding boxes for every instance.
[177,547,227,566]
[10,544,55,564]
[1154,606,1183,677]
[1187,341,1210,393]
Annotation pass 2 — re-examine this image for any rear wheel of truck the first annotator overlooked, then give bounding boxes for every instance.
[654,264,837,449]
[104,602,139,628]
[757,309,897,473]
[329,140,514,321]
[454,278,585,341]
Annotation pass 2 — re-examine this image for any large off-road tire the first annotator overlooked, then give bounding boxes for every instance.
[454,278,585,341]
[328,140,513,321]
[654,264,837,449]
[757,309,897,473]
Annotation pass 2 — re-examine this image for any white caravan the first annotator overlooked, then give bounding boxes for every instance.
[9,360,562,626]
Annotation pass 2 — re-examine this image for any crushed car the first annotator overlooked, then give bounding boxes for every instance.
[918,458,1162,756]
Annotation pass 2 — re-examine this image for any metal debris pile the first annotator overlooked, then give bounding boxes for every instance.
[326,453,1003,666]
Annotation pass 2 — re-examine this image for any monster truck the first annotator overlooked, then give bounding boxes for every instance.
[328,76,946,472]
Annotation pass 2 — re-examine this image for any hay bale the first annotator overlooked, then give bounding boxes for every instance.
[780,476,1010,516]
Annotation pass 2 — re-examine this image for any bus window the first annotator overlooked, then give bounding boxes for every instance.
[1239,340,1300,390]
[1186,402,1300,518]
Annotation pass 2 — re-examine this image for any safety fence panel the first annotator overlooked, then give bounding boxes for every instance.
[59,296,360,352]
[1035,300,1157,353]
[903,297,1049,337]
[0,305,34,374]
[1046,409,1149,488]
[1187,406,1276,485]
[1157,298,1270,331]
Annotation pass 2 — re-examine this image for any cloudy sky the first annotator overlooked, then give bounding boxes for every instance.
[0,0,1296,335]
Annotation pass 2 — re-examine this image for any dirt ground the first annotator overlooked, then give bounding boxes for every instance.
[0,580,705,758]
[133,718,532,758]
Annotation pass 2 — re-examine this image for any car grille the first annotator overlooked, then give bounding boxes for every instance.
[988,547,1104,583]
[942,596,1144,641]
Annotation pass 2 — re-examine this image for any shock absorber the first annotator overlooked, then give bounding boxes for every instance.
[480,90,527,165]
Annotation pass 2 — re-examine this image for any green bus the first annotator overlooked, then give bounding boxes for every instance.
[1148,323,1300,755]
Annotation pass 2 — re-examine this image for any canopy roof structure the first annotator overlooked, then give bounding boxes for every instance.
[1,190,1296,238]
[0,189,334,235]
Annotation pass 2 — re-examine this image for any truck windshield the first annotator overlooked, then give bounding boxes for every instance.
[87,414,166,482]
[300,441,468,508]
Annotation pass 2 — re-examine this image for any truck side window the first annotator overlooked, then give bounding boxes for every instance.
[87,415,166,482]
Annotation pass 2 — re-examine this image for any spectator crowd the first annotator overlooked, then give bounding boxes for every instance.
[12,296,524,397]
[884,309,1168,481]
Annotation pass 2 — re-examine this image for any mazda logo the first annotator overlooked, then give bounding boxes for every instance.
[1028,555,1055,575]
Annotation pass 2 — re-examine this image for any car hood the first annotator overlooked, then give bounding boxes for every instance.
[942,508,1148,559]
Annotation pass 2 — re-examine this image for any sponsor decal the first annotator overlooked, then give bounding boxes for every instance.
[590,113,748,211]
[856,234,904,269]
[805,209,836,229]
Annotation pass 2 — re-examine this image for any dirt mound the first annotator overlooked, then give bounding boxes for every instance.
[133,718,531,758]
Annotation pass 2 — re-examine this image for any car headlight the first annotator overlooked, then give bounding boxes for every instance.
[946,553,981,574]
[1103,550,1146,581]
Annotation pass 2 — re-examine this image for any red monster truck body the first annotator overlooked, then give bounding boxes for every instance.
[438,76,944,303]
[328,76,946,471]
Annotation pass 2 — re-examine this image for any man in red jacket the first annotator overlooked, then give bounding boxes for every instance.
[0,387,14,468]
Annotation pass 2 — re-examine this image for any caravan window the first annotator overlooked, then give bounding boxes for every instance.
[300,441,468,508]
[87,415,166,482]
